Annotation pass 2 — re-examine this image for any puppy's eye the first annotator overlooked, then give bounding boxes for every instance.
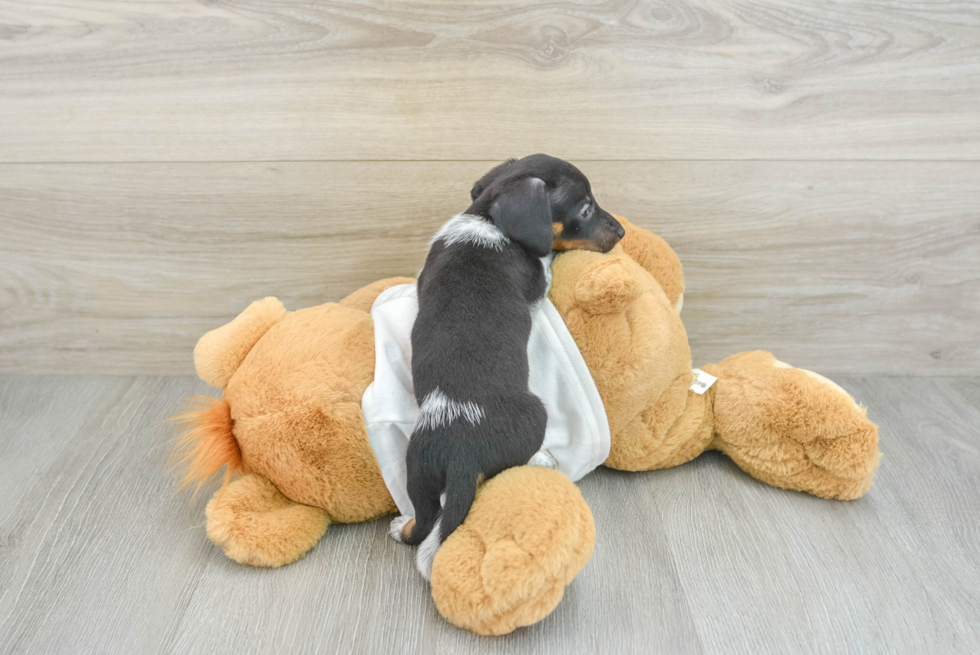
[581,203,594,219]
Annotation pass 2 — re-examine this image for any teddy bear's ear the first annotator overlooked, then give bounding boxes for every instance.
[194,297,286,388]
[574,255,642,314]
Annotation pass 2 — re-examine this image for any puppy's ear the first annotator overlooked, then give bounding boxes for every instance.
[471,158,518,201]
[490,177,553,257]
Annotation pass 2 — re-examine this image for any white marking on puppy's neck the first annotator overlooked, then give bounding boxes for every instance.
[540,252,555,297]
[416,387,484,432]
[433,213,509,251]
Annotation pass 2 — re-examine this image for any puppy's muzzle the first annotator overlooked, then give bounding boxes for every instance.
[553,212,624,253]
[593,212,624,253]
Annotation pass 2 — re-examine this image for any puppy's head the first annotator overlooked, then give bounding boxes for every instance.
[468,154,624,258]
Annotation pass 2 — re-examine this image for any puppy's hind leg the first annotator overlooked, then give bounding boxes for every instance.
[398,451,444,547]
[417,466,480,580]
[388,515,416,543]
[388,488,445,542]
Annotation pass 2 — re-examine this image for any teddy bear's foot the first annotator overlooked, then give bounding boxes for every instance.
[705,351,880,500]
[429,466,595,636]
[206,473,330,567]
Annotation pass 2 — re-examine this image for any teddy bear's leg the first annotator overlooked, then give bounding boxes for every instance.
[205,473,330,567]
[429,466,595,636]
[703,351,881,500]
[604,373,716,471]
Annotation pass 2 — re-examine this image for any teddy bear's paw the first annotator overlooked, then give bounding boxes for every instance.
[429,466,595,636]
[573,255,642,315]
[205,474,330,567]
[707,351,880,500]
[769,360,881,483]
[613,215,685,308]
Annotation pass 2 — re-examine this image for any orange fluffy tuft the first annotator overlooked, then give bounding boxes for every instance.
[168,395,242,493]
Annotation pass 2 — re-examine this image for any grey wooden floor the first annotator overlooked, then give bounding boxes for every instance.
[1,376,978,654]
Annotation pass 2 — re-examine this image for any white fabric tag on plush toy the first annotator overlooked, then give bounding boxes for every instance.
[690,368,718,395]
[361,283,611,519]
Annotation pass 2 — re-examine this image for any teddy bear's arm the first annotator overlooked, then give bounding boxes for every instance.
[339,277,416,313]
[614,216,684,310]
[572,254,644,315]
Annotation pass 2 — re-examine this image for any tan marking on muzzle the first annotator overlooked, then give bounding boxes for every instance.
[552,238,605,252]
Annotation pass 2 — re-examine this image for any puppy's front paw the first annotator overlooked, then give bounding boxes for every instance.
[388,515,415,543]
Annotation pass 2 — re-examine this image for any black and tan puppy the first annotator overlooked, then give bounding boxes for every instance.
[390,154,624,579]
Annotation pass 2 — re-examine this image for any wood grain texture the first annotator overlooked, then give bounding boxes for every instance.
[656,379,980,653]
[1,0,979,162]
[1,160,977,375]
[1,375,979,654]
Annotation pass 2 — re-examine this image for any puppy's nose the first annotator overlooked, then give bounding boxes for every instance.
[615,224,625,239]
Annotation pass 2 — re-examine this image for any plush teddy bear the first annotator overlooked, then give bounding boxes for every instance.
[173,217,880,636]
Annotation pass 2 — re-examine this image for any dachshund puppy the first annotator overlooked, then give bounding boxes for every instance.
[390,154,624,579]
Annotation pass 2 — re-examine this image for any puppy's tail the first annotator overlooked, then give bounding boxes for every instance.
[439,466,480,544]
[414,465,479,580]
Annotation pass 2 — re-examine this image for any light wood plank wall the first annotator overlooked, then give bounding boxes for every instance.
[1,1,977,375]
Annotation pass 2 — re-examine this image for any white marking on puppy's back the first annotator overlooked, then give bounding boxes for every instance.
[416,387,484,432]
[433,213,509,251]
[416,517,442,581]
